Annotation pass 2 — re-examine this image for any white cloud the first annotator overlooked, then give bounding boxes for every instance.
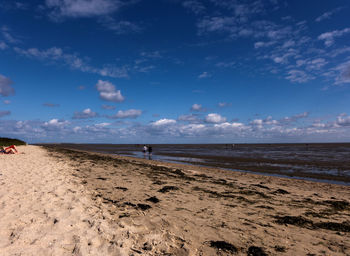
[337,114,350,126]
[178,114,200,123]
[205,113,226,123]
[108,109,142,119]
[250,119,263,126]
[99,17,141,34]
[215,61,235,68]
[1,26,20,44]
[306,58,328,70]
[198,71,211,79]
[14,46,129,78]
[152,119,176,126]
[140,51,162,59]
[3,100,11,104]
[182,0,206,15]
[73,108,98,119]
[0,41,8,50]
[191,103,205,112]
[0,74,15,97]
[254,41,276,48]
[42,118,69,130]
[280,112,309,124]
[197,16,237,35]
[214,122,244,129]
[334,60,350,84]
[45,0,122,19]
[318,27,350,47]
[95,122,111,128]
[96,80,125,102]
[218,102,231,107]
[286,70,314,83]
[0,111,10,117]
[315,7,344,22]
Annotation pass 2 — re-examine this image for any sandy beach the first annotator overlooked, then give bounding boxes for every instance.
[1,145,349,255]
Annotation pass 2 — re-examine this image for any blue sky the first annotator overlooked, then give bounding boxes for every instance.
[1,0,350,143]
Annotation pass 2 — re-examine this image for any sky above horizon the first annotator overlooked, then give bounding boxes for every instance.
[1,0,350,143]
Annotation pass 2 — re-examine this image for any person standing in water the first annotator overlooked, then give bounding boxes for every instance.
[148,145,153,158]
[143,145,148,156]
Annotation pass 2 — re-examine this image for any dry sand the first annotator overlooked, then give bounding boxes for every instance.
[0,145,349,255]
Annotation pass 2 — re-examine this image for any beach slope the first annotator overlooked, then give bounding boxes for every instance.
[1,145,349,255]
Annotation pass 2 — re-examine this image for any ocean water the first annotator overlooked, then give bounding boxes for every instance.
[45,143,350,185]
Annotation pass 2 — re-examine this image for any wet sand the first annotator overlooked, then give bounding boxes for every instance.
[41,143,350,184]
[1,145,350,255]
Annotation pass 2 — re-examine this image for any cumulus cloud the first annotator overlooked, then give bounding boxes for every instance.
[250,116,279,128]
[45,0,122,19]
[336,114,350,126]
[108,109,142,119]
[318,27,350,47]
[280,112,309,124]
[152,119,176,126]
[178,114,201,123]
[73,108,98,119]
[96,80,124,102]
[0,74,15,97]
[191,103,205,112]
[213,122,246,132]
[0,111,11,117]
[205,113,226,123]
[42,118,69,131]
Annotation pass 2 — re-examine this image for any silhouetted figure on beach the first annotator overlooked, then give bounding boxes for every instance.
[148,145,153,159]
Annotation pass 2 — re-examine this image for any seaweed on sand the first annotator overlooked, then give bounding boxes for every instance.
[274,215,350,232]
[158,186,179,193]
[146,196,160,203]
[209,241,237,253]
[274,215,314,228]
[247,246,267,256]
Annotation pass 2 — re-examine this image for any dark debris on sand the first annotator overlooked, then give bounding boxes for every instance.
[274,215,350,232]
[158,186,179,193]
[209,241,237,253]
[247,246,268,256]
[146,196,160,203]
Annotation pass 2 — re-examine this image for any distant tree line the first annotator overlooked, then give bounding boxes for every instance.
[0,137,26,146]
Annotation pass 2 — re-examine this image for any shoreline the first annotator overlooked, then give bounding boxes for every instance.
[39,143,350,185]
[43,145,350,255]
